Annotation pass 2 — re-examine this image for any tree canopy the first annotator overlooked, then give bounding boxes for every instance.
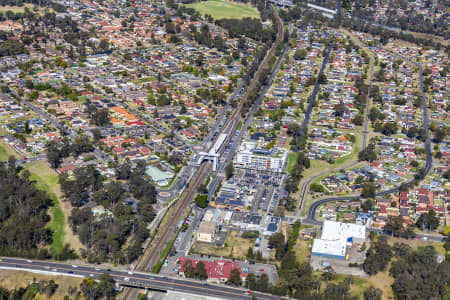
[390,245,449,299]
[0,158,53,258]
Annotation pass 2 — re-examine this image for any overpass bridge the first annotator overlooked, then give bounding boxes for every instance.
[268,0,294,8]
[195,132,229,171]
[0,257,281,300]
[306,3,337,14]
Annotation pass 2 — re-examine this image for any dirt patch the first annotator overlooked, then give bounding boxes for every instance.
[293,239,312,263]
[366,270,394,299]
[387,236,445,255]
[61,200,85,253]
[191,231,254,259]
[191,241,232,258]
[280,222,288,242]
[0,269,84,300]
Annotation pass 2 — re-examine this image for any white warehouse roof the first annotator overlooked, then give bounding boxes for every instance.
[311,238,346,258]
[321,220,366,241]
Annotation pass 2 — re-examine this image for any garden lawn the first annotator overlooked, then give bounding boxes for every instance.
[287,152,299,175]
[185,0,259,20]
[0,140,22,161]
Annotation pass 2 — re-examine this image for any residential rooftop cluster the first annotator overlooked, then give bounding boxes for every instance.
[0,0,448,298]
[0,0,260,186]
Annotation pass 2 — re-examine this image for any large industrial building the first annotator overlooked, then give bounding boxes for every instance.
[234,141,288,173]
[311,220,366,260]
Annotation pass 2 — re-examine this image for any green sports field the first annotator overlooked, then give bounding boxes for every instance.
[185,0,259,20]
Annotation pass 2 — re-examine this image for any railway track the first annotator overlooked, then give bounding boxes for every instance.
[139,162,211,270]
[122,162,211,299]
[220,6,284,149]
[122,7,284,300]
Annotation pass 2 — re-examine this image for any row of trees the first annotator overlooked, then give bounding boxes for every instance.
[47,136,94,169]
[216,17,274,43]
[351,0,448,38]
[290,3,449,52]
[182,260,208,280]
[284,151,310,193]
[358,138,377,162]
[0,39,26,57]
[284,122,311,205]
[238,6,280,116]
[182,259,243,286]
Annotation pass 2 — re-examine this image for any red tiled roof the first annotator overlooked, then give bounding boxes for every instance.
[418,188,429,195]
[126,121,145,126]
[399,192,408,200]
[113,146,125,153]
[378,206,387,214]
[179,257,247,281]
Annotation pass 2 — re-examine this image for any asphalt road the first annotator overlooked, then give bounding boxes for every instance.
[296,160,362,214]
[175,207,203,254]
[297,52,374,213]
[304,48,434,234]
[0,258,284,300]
[207,42,290,201]
[361,57,374,150]
[295,44,332,151]
[293,44,333,211]
[335,0,341,16]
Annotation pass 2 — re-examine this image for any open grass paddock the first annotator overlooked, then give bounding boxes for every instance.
[185,0,259,20]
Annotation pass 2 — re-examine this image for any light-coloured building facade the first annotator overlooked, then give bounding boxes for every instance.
[234,141,287,173]
[196,221,216,243]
